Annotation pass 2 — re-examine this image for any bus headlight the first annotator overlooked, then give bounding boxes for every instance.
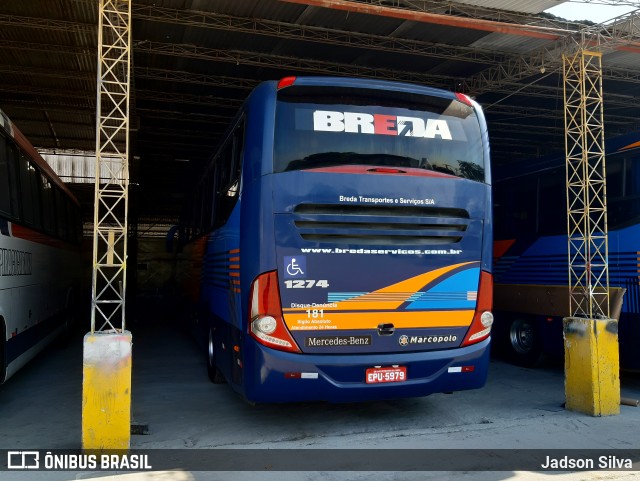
[480,311,494,328]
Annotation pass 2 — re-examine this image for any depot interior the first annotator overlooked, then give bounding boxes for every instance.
[2,0,640,352]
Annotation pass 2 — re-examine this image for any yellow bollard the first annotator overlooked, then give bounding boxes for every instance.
[82,331,132,449]
[563,317,619,416]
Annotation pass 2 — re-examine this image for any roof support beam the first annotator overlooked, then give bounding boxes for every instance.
[135,67,258,90]
[0,13,95,32]
[3,13,640,93]
[19,133,97,146]
[463,9,640,95]
[132,5,507,66]
[369,0,585,30]
[562,0,640,5]
[134,40,454,88]
[133,42,640,107]
[277,0,568,39]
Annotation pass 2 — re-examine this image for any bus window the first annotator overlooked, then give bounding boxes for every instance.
[40,173,57,236]
[608,153,640,228]
[0,133,19,218]
[201,169,214,233]
[508,175,537,236]
[18,153,42,228]
[227,121,244,199]
[55,187,68,240]
[538,169,566,236]
[274,86,485,182]
[213,119,244,228]
[193,183,203,238]
[626,153,640,224]
[493,179,510,240]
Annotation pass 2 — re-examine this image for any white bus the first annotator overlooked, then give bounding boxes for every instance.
[0,108,83,383]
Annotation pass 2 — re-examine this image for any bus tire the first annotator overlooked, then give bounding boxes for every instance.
[207,328,225,384]
[57,291,77,348]
[507,316,543,367]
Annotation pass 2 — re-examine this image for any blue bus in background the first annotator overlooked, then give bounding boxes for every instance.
[176,76,493,403]
[493,132,640,369]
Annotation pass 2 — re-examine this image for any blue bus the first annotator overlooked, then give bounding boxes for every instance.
[176,76,493,403]
[493,131,640,369]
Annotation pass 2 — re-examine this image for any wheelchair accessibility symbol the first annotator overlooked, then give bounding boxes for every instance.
[284,256,306,278]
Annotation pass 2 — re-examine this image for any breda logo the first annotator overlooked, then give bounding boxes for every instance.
[313,110,454,139]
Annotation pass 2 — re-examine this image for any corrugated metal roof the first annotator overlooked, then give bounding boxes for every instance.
[41,152,124,184]
[602,49,640,70]
[470,32,555,54]
[450,0,566,15]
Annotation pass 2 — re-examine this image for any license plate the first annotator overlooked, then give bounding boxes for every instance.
[365,366,407,384]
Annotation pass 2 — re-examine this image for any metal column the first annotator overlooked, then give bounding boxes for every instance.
[563,49,609,320]
[563,49,619,417]
[91,0,131,333]
[82,0,133,450]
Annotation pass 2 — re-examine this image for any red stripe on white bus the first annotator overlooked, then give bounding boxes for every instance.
[10,223,78,251]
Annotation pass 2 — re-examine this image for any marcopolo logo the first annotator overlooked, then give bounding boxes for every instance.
[398,334,458,346]
[313,110,454,139]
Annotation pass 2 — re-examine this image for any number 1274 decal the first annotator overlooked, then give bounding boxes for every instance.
[284,279,330,288]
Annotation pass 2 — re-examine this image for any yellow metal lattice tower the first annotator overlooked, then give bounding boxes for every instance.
[563,49,619,417]
[82,0,132,450]
[563,49,609,320]
[91,0,131,333]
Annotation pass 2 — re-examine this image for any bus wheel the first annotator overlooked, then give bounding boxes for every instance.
[57,293,77,347]
[207,328,225,384]
[508,317,542,367]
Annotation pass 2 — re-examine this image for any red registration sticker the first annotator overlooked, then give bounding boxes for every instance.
[365,366,407,384]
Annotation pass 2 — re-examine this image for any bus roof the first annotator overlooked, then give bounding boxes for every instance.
[283,76,461,101]
[1,108,80,206]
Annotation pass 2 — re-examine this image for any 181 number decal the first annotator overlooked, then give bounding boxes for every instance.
[284,280,330,289]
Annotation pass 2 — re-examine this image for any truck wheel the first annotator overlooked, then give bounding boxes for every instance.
[207,328,225,384]
[508,317,543,367]
[57,292,78,347]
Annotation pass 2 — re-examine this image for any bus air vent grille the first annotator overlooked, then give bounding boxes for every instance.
[293,204,469,246]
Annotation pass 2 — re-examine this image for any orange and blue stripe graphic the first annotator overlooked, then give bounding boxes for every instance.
[201,247,241,293]
[619,141,640,152]
[229,248,241,293]
[283,262,480,330]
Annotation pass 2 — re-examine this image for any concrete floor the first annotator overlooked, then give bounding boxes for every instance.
[1,319,639,480]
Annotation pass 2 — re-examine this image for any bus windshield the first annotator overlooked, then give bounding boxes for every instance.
[274,86,486,182]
